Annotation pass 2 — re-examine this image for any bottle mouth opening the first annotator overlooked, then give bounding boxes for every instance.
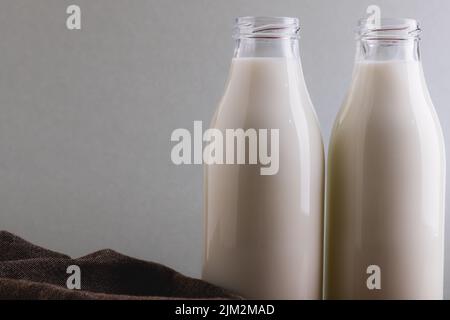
[233,16,300,39]
[357,18,421,41]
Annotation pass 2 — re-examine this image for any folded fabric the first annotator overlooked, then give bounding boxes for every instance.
[0,231,240,300]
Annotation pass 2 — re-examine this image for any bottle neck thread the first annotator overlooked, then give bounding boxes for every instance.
[233,16,301,58]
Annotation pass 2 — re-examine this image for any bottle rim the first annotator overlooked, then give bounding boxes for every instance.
[357,18,421,41]
[233,16,300,39]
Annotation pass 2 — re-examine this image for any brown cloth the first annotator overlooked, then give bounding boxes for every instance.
[0,231,240,300]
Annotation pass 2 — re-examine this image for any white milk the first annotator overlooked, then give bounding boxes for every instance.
[203,57,324,299]
[326,60,446,299]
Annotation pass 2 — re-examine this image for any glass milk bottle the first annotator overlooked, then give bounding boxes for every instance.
[325,18,446,299]
[202,17,324,299]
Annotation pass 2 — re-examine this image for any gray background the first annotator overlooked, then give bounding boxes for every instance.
[0,0,449,297]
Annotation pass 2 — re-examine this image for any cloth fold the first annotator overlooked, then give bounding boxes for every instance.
[0,231,239,300]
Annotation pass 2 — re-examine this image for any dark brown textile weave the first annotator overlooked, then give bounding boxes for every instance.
[0,231,239,300]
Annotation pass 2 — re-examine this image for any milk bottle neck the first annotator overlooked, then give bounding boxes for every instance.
[233,16,301,59]
[356,38,420,63]
[234,38,300,58]
[355,18,421,63]
[350,19,431,108]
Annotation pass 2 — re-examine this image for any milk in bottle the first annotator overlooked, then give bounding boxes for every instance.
[325,18,446,299]
[203,17,324,299]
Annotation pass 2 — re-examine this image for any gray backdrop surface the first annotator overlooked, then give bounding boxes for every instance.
[0,0,449,297]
